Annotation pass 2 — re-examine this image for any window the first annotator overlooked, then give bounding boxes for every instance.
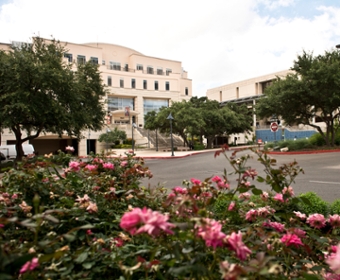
[165,81,170,91]
[107,76,112,86]
[131,79,136,89]
[124,64,129,71]
[77,55,86,65]
[143,80,147,90]
[102,60,106,65]
[137,64,143,70]
[166,68,172,75]
[120,79,124,88]
[143,99,169,115]
[110,61,121,70]
[90,57,98,64]
[157,68,163,75]
[147,66,154,74]
[154,81,158,90]
[185,87,189,95]
[64,53,73,63]
[108,97,134,112]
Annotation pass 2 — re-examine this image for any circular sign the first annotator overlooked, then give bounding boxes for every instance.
[270,122,279,132]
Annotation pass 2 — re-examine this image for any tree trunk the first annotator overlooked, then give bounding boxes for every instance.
[206,136,215,149]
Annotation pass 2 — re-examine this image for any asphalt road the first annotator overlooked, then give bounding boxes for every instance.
[141,150,340,203]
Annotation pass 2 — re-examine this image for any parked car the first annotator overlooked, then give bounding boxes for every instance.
[0,144,35,160]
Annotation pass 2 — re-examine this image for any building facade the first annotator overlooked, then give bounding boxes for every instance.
[206,70,317,144]
[0,39,192,156]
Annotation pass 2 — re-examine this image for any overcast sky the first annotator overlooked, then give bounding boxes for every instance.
[1,0,340,97]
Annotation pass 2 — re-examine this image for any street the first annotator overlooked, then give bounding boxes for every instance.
[141,150,340,203]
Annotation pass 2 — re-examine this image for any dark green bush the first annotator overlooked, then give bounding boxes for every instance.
[193,144,205,150]
[330,199,340,215]
[309,133,326,146]
[297,192,329,216]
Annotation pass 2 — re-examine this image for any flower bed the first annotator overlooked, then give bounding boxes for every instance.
[0,146,340,279]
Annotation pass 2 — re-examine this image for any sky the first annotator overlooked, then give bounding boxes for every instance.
[0,0,340,97]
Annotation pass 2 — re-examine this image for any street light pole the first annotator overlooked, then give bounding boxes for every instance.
[132,123,137,152]
[167,113,174,156]
[88,129,91,155]
[106,129,110,154]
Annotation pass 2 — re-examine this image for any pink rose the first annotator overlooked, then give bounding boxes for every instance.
[307,213,326,229]
[281,233,303,248]
[226,231,251,261]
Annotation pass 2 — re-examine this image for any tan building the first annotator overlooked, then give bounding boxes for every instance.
[0,39,192,156]
[207,70,322,144]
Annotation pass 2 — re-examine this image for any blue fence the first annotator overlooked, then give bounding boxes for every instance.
[255,128,316,143]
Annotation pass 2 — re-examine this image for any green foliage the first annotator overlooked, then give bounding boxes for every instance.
[330,199,340,215]
[193,144,205,150]
[123,138,134,145]
[297,192,329,216]
[0,37,107,160]
[0,147,340,279]
[309,133,327,146]
[98,127,127,145]
[256,49,340,146]
[144,98,252,149]
[264,139,314,151]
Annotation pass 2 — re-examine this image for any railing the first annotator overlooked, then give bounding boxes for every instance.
[106,65,180,77]
[106,65,135,73]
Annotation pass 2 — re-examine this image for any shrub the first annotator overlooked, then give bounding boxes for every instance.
[297,192,329,216]
[309,133,326,146]
[330,199,340,214]
[193,144,205,150]
[1,146,340,279]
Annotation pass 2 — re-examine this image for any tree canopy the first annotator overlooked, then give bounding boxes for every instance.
[256,49,340,146]
[144,97,252,148]
[98,127,127,147]
[0,37,107,159]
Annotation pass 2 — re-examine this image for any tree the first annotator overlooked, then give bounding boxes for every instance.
[256,49,340,146]
[144,98,252,149]
[0,37,107,160]
[98,127,127,147]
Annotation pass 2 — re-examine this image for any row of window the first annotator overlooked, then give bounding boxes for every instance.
[107,97,169,115]
[64,53,98,65]
[107,77,171,91]
[63,54,173,76]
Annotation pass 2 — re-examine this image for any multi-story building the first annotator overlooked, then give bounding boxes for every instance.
[206,70,317,144]
[0,39,192,156]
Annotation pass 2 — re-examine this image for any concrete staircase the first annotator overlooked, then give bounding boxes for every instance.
[107,125,186,150]
[135,127,186,150]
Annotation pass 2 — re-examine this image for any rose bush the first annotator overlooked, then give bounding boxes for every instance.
[0,145,339,279]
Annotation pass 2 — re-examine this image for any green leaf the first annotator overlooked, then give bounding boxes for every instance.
[79,224,94,229]
[82,262,93,269]
[301,272,320,279]
[252,188,263,195]
[257,176,265,182]
[75,252,88,264]
[63,233,76,242]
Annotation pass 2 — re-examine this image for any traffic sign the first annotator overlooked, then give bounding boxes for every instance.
[270,122,279,132]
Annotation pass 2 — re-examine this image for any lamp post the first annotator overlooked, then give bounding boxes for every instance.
[106,129,110,153]
[167,113,174,156]
[88,129,91,155]
[155,129,158,152]
[132,123,137,152]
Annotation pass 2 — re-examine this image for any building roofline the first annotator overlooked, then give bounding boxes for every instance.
[208,69,293,92]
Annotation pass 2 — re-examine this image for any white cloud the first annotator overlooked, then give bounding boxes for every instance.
[0,0,339,97]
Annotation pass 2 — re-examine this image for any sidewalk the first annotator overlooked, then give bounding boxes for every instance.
[110,148,219,159]
[109,145,257,159]
[109,146,340,159]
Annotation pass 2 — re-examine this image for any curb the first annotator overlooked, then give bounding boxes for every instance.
[268,149,340,155]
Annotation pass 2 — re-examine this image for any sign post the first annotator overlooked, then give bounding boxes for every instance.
[270,122,279,144]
